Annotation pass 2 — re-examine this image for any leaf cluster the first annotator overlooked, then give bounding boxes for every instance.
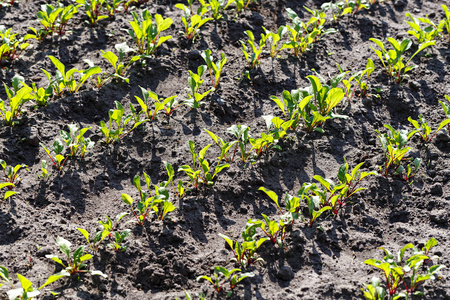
[364,238,446,298]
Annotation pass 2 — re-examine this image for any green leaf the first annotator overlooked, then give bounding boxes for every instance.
[56,237,71,257]
[17,273,33,292]
[121,193,133,206]
[39,271,69,290]
[218,233,234,250]
[258,187,281,212]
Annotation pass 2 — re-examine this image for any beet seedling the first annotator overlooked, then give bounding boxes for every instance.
[178,140,230,189]
[0,182,15,203]
[76,0,108,26]
[105,0,122,16]
[283,8,324,57]
[259,187,301,224]
[60,124,94,158]
[405,13,440,45]
[375,124,415,177]
[408,114,450,143]
[108,229,131,252]
[36,4,62,35]
[233,0,258,13]
[40,140,68,172]
[394,157,421,182]
[0,159,28,189]
[440,5,450,41]
[42,55,102,95]
[99,42,142,82]
[163,161,185,198]
[270,89,304,130]
[362,277,385,300]
[227,124,251,162]
[263,26,288,58]
[219,233,268,267]
[30,81,53,107]
[335,159,376,209]
[78,212,128,252]
[0,78,33,126]
[99,101,147,144]
[37,160,52,182]
[176,3,213,41]
[204,129,237,163]
[364,238,446,298]
[201,49,227,89]
[321,2,352,23]
[248,214,286,247]
[0,265,69,300]
[197,266,254,296]
[127,9,173,56]
[370,37,435,83]
[122,173,177,225]
[32,2,80,37]
[135,86,179,121]
[0,26,31,68]
[46,237,107,277]
[296,75,346,133]
[183,65,214,108]
[240,30,267,69]
[207,0,233,20]
[439,95,450,135]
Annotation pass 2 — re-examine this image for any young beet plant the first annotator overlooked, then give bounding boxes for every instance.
[46,237,107,277]
[263,25,288,58]
[375,124,418,179]
[42,55,101,96]
[0,26,31,68]
[0,77,33,126]
[183,65,214,109]
[197,266,254,297]
[405,12,440,46]
[75,0,108,26]
[370,37,435,83]
[439,95,450,135]
[219,232,268,267]
[337,58,375,100]
[201,49,227,89]
[207,0,234,20]
[0,182,15,204]
[440,5,450,41]
[86,42,142,86]
[78,212,129,252]
[37,160,52,182]
[60,124,94,158]
[321,2,352,23]
[283,7,334,57]
[176,3,213,41]
[178,141,229,189]
[309,167,374,215]
[0,265,69,300]
[0,159,28,189]
[99,101,147,144]
[363,238,446,299]
[240,30,267,69]
[271,75,346,133]
[28,2,80,40]
[408,114,450,143]
[121,172,177,226]
[127,9,173,56]
[134,86,179,121]
[40,140,68,172]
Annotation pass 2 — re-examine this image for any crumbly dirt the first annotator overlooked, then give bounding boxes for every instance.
[0,0,449,299]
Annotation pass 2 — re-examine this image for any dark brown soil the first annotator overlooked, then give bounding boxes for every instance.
[0,0,449,299]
